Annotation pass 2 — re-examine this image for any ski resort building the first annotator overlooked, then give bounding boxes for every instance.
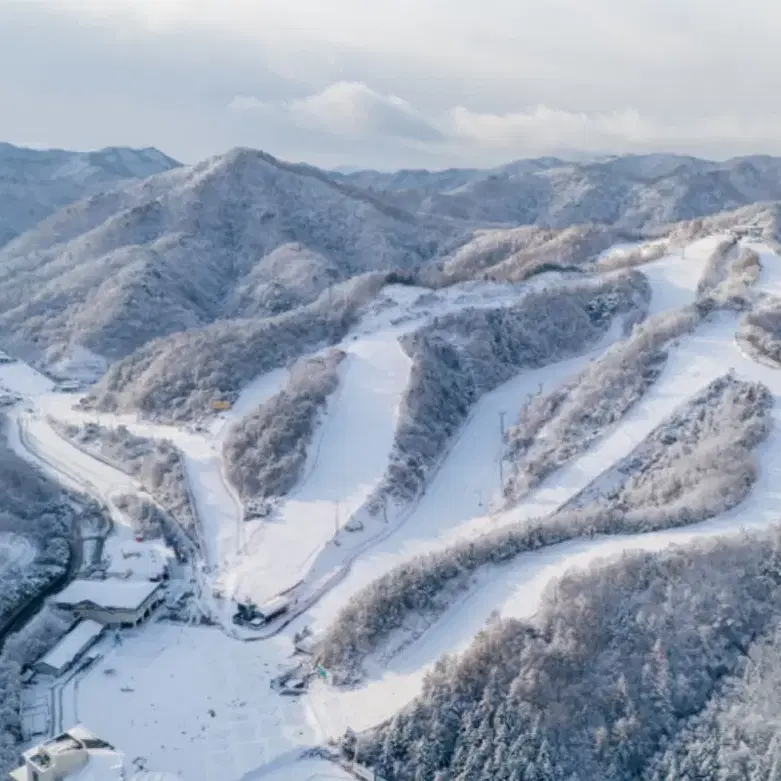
[8,725,182,781]
[9,725,120,781]
[52,580,163,627]
[33,620,104,677]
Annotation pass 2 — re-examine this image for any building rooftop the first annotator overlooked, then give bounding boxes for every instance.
[54,579,161,611]
[257,596,289,616]
[11,726,183,781]
[68,749,124,781]
[36,620,103,674]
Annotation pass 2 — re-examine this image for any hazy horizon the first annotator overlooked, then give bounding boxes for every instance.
[4,1,781,169]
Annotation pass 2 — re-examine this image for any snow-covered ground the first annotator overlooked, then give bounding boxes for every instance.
[0,531,36,574]
[53,623,314,781]
[642,234,727,314]
[0,358,54,397]
[10,235,781,781]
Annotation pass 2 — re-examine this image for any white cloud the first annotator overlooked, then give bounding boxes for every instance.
[9,0,781,167]
[228,82,781,164]
[446,105,781,159]
[230,82,442,143]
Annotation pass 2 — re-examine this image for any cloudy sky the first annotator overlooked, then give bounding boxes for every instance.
[2,0,781,170]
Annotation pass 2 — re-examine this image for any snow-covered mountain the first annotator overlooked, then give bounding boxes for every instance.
[5,143,781,410]
[0,147,451,366]
[337,153,781,229]
[4,224,781,781]
[7,135,781,781]
[0,142,180,246]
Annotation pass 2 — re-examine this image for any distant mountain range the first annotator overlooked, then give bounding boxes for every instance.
[0,142,180,246]
[0,147,449,366]
[334,153,781,229]
[3,142,781,404]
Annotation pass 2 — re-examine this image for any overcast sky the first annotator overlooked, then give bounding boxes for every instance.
[2,0,781,170]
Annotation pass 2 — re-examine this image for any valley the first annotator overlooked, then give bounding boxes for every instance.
[1,219,781,779]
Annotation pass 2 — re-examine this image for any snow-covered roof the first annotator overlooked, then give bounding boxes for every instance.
[68,750,125,781]
[257,596,289,617]
[54,579,162,611]
[36,620,103,673]
[103,537,169,581]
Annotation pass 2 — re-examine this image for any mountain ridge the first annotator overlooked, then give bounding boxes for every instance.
[0,142,180,246]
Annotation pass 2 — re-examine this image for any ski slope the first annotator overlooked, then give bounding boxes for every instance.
[308,247,781,738]
[304,236,720,632]
[303,325,625,628]
[222,332,412,604]
[642,234,728,314]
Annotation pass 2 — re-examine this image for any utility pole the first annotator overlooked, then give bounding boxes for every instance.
[498,411,507,487]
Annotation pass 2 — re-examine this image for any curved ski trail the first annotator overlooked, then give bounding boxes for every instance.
[311,253,781,737]
[223,332,412,604]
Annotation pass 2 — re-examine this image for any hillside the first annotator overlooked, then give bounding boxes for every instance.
[0,142,179,247]
[3,146,781,388]
[0,148,451,369]
[338,153,781,230]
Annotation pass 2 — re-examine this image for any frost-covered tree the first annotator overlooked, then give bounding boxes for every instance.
[223,349,345,502]
[53,420,197,540]
[350,532,781,781]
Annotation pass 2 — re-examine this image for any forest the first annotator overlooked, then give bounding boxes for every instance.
[348,531,781,781]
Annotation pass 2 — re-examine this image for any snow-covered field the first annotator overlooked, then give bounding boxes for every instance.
[9,235,781,781]
[54,623,314,781]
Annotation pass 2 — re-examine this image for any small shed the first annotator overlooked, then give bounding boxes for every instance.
[34,620,104,677]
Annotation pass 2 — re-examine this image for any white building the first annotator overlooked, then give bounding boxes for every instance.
[33,621,104,678]
[52,580,163,627]
[9,725,121,781]
[8,725,182,781]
